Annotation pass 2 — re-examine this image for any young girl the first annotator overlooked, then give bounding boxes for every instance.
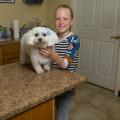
[40,4,80,120]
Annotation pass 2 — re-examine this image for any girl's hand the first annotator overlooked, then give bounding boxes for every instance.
[40,47,66,68]
[39,47,53,58]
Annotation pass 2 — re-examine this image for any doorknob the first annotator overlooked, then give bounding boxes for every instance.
[111,35,120,39]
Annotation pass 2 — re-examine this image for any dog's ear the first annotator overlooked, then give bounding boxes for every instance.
[47,34,59,46]
[46,28,59,46]
[22,30,35,46]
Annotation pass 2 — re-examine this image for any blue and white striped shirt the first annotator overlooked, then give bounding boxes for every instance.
[51,33,80,72]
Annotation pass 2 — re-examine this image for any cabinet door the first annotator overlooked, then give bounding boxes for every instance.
[9,98,55,120]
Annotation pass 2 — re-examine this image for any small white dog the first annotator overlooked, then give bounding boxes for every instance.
[20,27,58,74]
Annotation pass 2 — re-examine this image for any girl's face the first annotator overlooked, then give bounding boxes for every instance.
[54,8,73,37]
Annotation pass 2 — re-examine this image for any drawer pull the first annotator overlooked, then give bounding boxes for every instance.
[4,54,19,64]
[111,35,120,40]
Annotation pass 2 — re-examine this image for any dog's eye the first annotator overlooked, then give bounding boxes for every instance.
[35,33,39,37]
[42,33,47,37]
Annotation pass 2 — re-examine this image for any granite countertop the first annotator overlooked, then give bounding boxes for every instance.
[0,62,87,120]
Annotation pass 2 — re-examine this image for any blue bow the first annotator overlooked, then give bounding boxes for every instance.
[46,28,52,36]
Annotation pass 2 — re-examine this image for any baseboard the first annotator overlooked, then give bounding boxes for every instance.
[118,90,120,97]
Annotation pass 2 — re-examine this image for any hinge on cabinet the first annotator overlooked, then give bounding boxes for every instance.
[118,90,120,97]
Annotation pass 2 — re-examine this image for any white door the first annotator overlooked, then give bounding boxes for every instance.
[71,0,120,90]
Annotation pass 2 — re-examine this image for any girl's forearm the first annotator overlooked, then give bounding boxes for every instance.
[50,51,65,68]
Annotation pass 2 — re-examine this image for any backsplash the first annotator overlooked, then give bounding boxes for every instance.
[0,25,8,39]
[0,17,42,41]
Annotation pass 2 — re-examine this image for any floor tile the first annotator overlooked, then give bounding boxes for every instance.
[69,83,120,120]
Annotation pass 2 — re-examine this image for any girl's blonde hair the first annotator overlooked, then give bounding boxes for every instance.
[55,4,74,19]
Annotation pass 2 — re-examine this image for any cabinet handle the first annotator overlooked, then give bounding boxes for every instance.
[7,58,18,62]
[111,35,120,40]
[4,55,19,64]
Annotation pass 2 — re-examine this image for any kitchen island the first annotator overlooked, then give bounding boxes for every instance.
[0,62,87,120]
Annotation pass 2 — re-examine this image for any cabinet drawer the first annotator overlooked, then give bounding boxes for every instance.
[2,44,20,55]
[3,54,20,64]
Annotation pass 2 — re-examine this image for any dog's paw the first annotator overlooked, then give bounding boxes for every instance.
[34,66,44,74]
[36,69,44,74]
[43,64,50,71]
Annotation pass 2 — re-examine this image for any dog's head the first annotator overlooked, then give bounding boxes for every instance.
[23,27,59,48]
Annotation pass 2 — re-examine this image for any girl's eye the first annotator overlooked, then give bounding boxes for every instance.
[55,17,68,21]
[42,33,47,37]
[64,18,68,20]
[55,18,60,20]
[35,33,39,37]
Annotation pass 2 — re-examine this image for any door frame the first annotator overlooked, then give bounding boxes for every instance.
[115,41,120,96]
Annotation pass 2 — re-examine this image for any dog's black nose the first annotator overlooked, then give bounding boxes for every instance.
[38,38,42,42]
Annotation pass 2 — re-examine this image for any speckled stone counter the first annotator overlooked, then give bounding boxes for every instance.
[0,62,87,120]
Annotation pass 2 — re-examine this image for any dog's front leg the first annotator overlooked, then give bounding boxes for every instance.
[43,63,50,71]
[31,57,44,74]
[32,61,44,74]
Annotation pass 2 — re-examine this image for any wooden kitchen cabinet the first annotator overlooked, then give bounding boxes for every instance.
[0,42,20,65]
[9,99,55,120]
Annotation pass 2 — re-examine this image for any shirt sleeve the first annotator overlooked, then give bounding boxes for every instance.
[65,35,80,64]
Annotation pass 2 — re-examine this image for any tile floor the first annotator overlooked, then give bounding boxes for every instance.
[69,83,120,120]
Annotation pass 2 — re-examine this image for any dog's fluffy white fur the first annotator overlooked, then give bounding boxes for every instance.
[20,27,58,74]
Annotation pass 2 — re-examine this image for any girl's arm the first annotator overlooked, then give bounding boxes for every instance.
[39,48,68,68]
[39,35,80,68]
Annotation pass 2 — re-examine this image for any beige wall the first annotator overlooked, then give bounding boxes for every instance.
[0,0,71,28]
[46,0,71,30]
[0,0,47,26]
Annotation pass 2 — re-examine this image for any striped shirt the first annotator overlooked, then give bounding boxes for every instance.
[51,32,80,72]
